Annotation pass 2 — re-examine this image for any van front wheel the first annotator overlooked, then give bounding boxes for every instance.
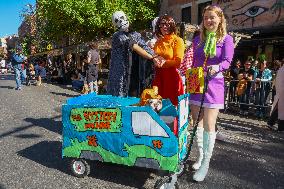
[70,159,90,178]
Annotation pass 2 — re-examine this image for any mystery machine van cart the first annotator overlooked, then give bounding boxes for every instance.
[62,93,191,189]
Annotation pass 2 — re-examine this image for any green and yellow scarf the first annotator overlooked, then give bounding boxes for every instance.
[204,31,217,58]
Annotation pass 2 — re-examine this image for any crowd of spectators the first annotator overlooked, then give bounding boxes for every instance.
[1,43,282,126]
[227,57,284,118]
[1,51,90,92]
[47,54,88,91]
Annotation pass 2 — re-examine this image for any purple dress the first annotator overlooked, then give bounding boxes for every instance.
[189,34,234,109]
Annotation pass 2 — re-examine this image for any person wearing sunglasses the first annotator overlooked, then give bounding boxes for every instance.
[238,60,255,115]
[152,15,185,106]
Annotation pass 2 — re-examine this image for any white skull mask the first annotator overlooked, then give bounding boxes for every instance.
[112,11,129,32]
[151,17,159,33]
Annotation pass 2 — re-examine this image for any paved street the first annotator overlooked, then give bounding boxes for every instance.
[0,73,283,189]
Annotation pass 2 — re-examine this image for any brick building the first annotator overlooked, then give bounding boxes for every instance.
[160,0,284,62]
[18,15,36,40]
[160,0,211,25]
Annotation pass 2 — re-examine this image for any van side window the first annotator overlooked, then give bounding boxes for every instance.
[132,112,169,137]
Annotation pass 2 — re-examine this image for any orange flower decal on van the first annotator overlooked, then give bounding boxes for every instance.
[152,140,163,149]
[87,135,98,147]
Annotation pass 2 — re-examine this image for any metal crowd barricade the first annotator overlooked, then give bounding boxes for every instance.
[225,79,273,116]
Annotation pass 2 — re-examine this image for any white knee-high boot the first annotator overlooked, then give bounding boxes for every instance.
[192,127,204,170]
[193,131,216,182]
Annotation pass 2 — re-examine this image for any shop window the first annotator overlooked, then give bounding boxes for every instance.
[198,1,212,25]
[182,6,191,24]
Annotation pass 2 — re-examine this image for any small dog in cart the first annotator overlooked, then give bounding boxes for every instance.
[138,86,163,112]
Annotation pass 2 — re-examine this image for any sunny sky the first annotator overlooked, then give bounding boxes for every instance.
[0,0,36,37]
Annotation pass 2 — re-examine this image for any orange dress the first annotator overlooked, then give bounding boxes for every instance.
[153,34,185,105]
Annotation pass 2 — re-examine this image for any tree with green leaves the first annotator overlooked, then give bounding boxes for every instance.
[19,4,37,56]
[36,0,160,45]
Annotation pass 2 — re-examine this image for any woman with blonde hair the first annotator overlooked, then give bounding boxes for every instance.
[189,5,234,182]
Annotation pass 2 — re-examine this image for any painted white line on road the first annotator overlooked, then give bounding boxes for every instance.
[218,122,252,131]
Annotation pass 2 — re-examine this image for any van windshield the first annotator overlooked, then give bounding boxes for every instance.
[132,112,169,137]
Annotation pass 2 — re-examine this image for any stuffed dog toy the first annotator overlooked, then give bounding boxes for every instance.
[138,86,163,112]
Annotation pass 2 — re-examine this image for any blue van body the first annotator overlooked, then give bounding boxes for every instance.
[62,93,190,172]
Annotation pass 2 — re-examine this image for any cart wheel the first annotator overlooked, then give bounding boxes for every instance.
[154,176,179,189]
[70,159,90,178]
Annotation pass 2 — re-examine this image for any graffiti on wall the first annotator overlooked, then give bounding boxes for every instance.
[217,0,284,30]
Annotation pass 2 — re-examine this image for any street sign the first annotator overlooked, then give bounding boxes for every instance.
[47,44,52,50]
